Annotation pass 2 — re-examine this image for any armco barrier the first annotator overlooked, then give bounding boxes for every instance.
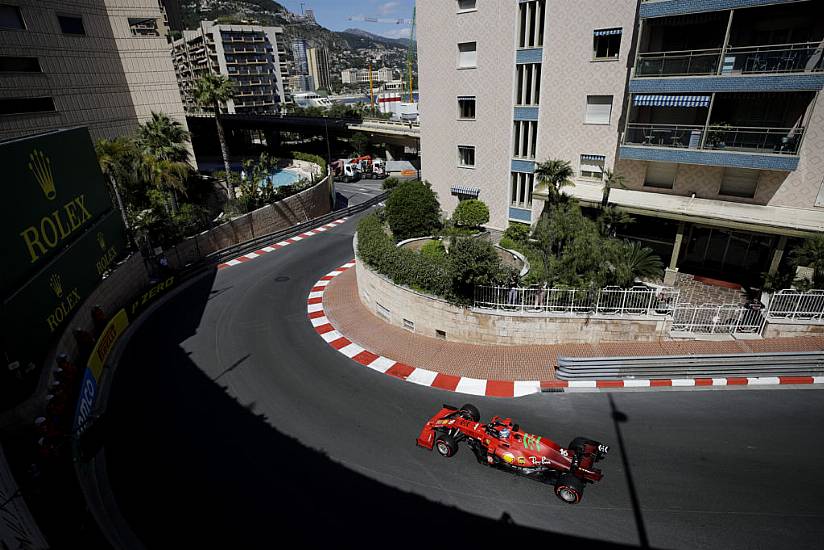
[556,352,824,380]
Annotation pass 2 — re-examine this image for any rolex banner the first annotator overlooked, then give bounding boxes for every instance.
[0,128,114,293]
[2,211,126,368]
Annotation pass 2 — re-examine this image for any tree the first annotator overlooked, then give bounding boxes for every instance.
[534,159,575,205]
[601,168,626,207]
[137,112,191,164]
[95,137,135,235]
[790,235,824,288]
[350,132,369,155]
[384,180,442,241]
[194,73,236,198]
[448,237,505,298]
[452,199,489,229]
[610,241,663,287]
[598,206,634,237]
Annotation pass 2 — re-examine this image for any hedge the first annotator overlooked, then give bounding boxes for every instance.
[452,199,489,228]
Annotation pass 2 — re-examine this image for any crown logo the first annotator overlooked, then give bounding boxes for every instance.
[49,273,63,298]
[29,150,56,200]
[97,232,106,250]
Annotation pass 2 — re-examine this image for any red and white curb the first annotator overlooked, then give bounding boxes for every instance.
[307,261,542,398]
[541,376,824,391]
[218,218,347,270]
[308,261,824,397]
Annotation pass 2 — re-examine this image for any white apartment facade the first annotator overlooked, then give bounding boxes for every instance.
[0,0,188,141]
[307,46,330,90]
[173,21,285,115]
[418,0,824,286]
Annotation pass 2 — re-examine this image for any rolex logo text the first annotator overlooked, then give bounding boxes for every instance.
[19,195,92,263]
[45,274,81,333]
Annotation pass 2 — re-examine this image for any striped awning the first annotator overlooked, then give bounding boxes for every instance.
[594,28,622,36]
[450,186,480,197]
[633,94,711,108]
[581,154,605,161]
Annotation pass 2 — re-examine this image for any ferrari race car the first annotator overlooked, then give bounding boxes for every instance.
[417,404,608,504]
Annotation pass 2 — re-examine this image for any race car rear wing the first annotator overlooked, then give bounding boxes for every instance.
[416,405,458,450]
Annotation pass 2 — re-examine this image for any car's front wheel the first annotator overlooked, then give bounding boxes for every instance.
[555,473,585,504]
[459,403,480,422]
[435,433,458,457]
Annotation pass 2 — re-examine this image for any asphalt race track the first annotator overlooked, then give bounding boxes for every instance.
[102,213,824,549]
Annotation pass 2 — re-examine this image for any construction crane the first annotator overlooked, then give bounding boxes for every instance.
[346,5,417,103]
[347,16,413,25]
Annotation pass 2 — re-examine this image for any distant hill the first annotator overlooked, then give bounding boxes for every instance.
[339,28,412,48]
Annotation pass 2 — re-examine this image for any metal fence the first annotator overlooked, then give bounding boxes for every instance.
[474,285,680,317]
[766,289,824,322]
[671,303,765,335]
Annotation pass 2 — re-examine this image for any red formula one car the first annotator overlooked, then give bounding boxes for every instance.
[417,403,608,504]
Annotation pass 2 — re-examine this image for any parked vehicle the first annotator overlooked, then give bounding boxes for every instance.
[331,159,361,182]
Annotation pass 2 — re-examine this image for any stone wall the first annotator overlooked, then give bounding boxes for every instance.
[355,257,672,346]
[165,176,332,268]
[763,319,824,339]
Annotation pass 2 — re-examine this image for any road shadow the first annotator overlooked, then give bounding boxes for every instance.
[99,273,643,548]
[334,191,350,210]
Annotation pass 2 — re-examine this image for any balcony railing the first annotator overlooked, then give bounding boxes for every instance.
[623,123,804,154]
[635,42,824,77]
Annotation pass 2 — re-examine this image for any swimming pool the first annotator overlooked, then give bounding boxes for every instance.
[264,168,304,188]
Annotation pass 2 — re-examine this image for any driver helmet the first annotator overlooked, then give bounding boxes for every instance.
[499,426,511,440]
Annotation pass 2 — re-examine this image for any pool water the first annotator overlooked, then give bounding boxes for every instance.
[263,168,304,188]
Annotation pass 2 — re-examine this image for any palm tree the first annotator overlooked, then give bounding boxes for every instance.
[612,241,663,287]
[137,112,191,164]
[601,168,626,208]
[95,137,135,236]
[193,73,236,199]
[790,235,824,288]
[139,154,190,215]
[598,206,634,238]
[534,159,575,205]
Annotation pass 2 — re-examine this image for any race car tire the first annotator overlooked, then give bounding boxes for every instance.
[459,403,480,422]
[435,434,458,458]
[555,473,585,505]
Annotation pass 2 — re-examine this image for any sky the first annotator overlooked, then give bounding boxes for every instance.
[278,0,416,39]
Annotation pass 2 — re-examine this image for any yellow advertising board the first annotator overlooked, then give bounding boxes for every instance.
[87,308,129,380]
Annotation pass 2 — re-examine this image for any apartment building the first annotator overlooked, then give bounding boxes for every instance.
[418,0,824,286]
[377,67,395,82]
[173,21,285,115]
[307,46,330,90]
[288,73,314,93]
[291,37,309,74]
[0,0,188,142]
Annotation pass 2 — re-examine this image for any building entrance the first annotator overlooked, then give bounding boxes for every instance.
[679,225,774,285]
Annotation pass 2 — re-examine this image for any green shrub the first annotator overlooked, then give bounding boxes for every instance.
[503,222,530,243]
[385,180,442,241]
[420,239,446,261]
[448,237,506,298]
[452,199,489,228]
[382,176,400,190]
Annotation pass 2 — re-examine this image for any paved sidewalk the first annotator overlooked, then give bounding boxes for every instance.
[323,268,824,382]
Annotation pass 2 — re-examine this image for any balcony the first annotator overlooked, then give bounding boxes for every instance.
[635,42,824,78]
[619,91,813,170]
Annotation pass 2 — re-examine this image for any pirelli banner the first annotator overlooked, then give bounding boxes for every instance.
[0,128,125,371]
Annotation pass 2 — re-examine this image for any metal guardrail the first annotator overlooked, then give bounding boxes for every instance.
[671,303,765,335]
[474,285,679,317]
[624,123,804,155]
[208,190,389,263]
[766,289,824,322]
[557,352,824,380]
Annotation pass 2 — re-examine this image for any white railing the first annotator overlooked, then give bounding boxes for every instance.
[671,303,765,335]
[474,285,680,317]
[766,289,824,322]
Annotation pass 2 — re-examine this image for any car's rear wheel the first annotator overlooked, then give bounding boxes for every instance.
[459,403,480,422]
[555,473,585,505]
[435,433,458,457]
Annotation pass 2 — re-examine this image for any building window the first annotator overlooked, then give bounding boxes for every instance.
[0,56,41,72]
[720,168,759,198]
[458,42,477,68]
[0,4,25,29]
[0,97,56,115]
[580,155,605,180]
[458,145,475,167]
[513,121,538,158]
[515,63,541,105]
[510,172,535,207]
[458,96,476,119]
[457,0,476,11]
[644,162,678,189]
[593,28,622,59]
[128,17,159,37]
[57,15,85,35]
[517,0,546,49]
[585,95,612,125]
